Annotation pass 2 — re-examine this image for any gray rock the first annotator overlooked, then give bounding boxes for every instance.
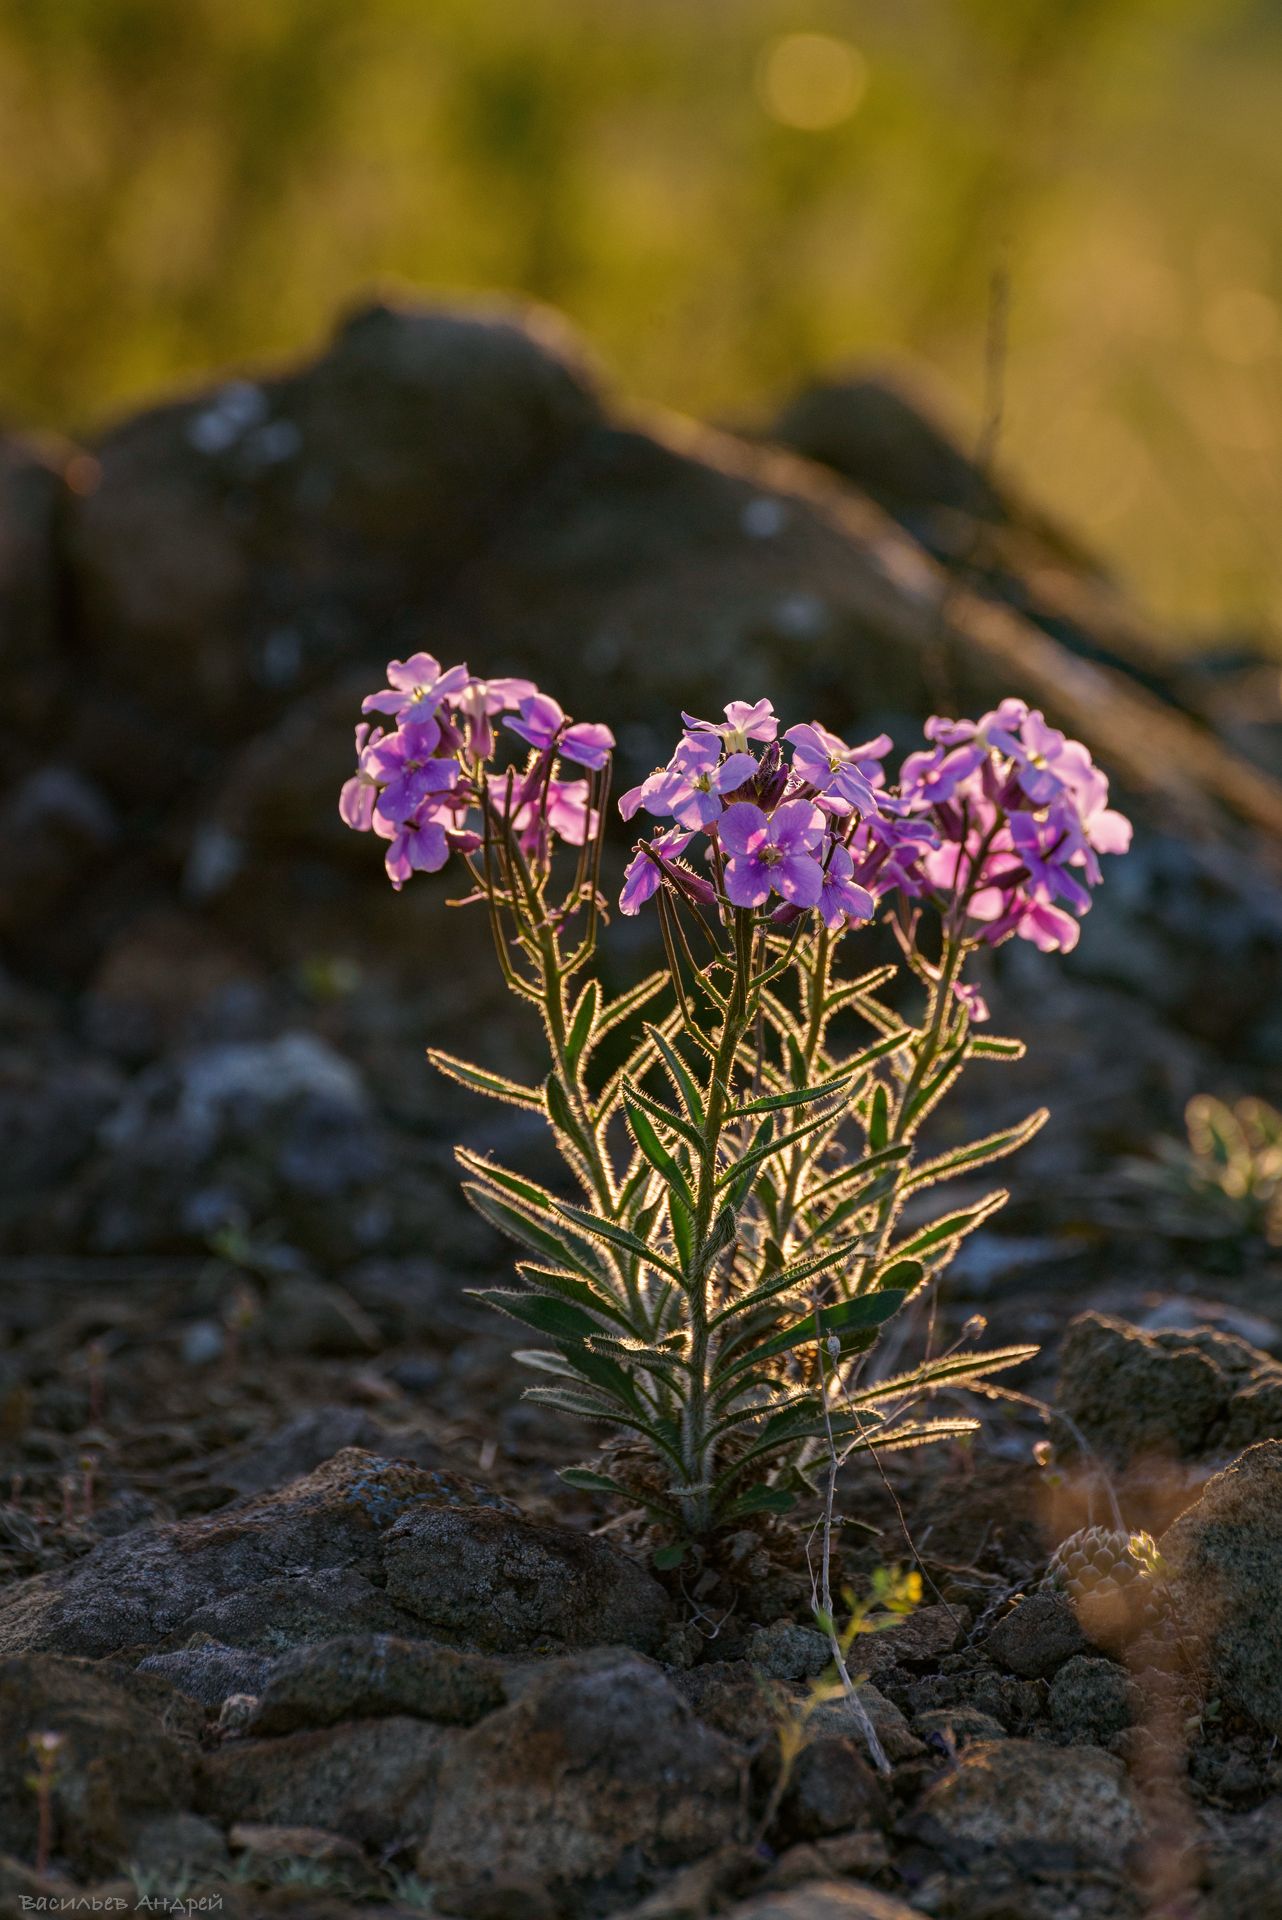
[1058,1311,1282,1465]
[244,1633,507,1733]
[747,1622,831,1681]
[910,1737,1141,1868]
[0,1449,475,1658]
[913,1706,1007,1748]
[383,1502,672,1655]
[0,1654,194,1875]
[68,298,604,743]
[981,1590,1091,1679]
[137,1639,275,1707]
[778,1734,886,1841]
[1047,1655,1132,1743]
[127,1811,230,1880]
[227,1820,380,1895]
[417,1649,741,1907]
[1160,1439,1282,1731]
[198,1714,452,1848]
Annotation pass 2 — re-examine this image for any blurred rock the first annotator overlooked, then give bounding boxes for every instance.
[1058,1311,1282,1465]
[67,298,604,748]
[909,1737,1141,1868]
[1047,1655,1132,1744]
[1160,1440,1282,1732]
[243,1632,506,1735]
[198,1714,452,1849]
[981,1591,1090,1680]
[0,1653,193,1874]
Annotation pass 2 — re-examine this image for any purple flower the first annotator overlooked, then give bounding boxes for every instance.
[367,725,460,826]
[785,722,888,815]
[719,800,825,908]
[361,653,471,725]
[682,698,778,752]
[493,776,599,857]
[373,804,451,891]
[899,743,986,809]
[952,979,990,1023]
[450,674,537,758]
[818,842,876,931]
[338,723,383,832]
[506,693,615,770]
[619,828,694,915]
[620,733,758,828]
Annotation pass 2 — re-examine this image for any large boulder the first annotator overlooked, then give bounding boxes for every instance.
[1160,1440,1282,1731]
[0,1449,494,1658]
[66,298,605,746]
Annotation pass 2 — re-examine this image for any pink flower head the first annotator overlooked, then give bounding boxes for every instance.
[785,721,888,816]
[506,693,615,770]
[682,698,779,752]
[493,775,599,859]
[719,799,825,909]
[899,742,986,809]
[361,653,471,725]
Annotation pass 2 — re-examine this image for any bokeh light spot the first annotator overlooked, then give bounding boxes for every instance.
[757,33,867,132]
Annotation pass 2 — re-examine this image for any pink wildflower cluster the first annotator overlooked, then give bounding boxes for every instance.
[619,696,1132,960]
[339,652,614,889]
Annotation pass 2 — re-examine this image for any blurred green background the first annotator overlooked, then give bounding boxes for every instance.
[1,0,1279,639]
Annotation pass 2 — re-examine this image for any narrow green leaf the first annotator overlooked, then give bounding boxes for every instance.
[625,1097,698,1214]
[592,970,669,1043]
[566,980,601,1072]
[966,1033,1026,1060]
[714,1288,908,1384]
[622,1075,704,1152]
[463,1185,606,1280]
[873,1257,924,1293]
[471,1287,604,1340]
[456,1147,557,1216]
[644,1024,707,1126]
[891,1189,1008,1262]
[551,1199,683,1282]
[545,1071,581,1140]
[867,1081,890,1152]
[715,1093,848,1197]
[720,1483,797,1521]
[427,1049,542,1110]
[669,1191,695,1271]
[735,1069,854,1118]
[652,1541,688,1568]
[903,1109,1048,1192]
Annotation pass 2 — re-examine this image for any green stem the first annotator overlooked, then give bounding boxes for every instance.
[680,908,753,1533]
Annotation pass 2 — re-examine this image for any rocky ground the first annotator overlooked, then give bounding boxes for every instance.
[2,296,1282,1919]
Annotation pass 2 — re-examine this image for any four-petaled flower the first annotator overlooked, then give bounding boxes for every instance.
[361,652,471,725]
[719,800,825,908]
